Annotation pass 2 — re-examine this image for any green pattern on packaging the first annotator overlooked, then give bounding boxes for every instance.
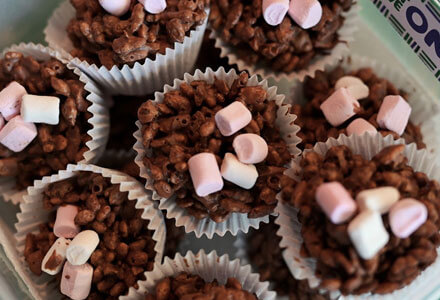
[371,0,440,82]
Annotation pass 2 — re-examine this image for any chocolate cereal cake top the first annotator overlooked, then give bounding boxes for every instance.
[138,72,292,223]
[292,66,425,150]
[209,0,353,73]
[282,145,440,295]
[0,52,91,190]
[145,274,257,300]
[67,0,209,68]
[101,157,186,258]
[24,172,158,299]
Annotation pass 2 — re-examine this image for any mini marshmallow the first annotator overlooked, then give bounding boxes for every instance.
[356,186,400,214]
[139,0,167,14]
[377,95,411,136]
[335,76,370,100]
[21,95,60,125]
[0,116,37,152]
[98,0,130,16]
[0,81,26,120]
[288,0,323,29]
[54,205,80,239]
[320,88,360,127]
[66,230,99,266]
[221,153,258,189]
[346,118,377,136]
[389,199,427,238]
[60,262,93,300]
[215,101,252,136]
[263,0,289,26]
[41,237,70,275]
[315,182,357,224]
[233,133,268,164]
[188,153,224,197]
[348,210,389,260]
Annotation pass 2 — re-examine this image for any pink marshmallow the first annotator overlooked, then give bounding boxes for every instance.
[0,116,37,152]
[377,95,411,136]
[263,0,289,26]
[0,81,27,121]
[215,101,252,136]
[288,0,323,29]
[233,133,269,164]
[389,198,427,238]
[188,153,224,197]
[346,118,377,136]
[320,88,360,127]
[139,0,167,14]
[98,0,130,16]
[54,205,80,239]
[60,262,93,300]
[316,182,357,224]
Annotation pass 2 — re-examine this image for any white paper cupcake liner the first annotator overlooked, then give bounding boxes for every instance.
[209,3,359,86]
[288,54,440,164]
[121,250,276,300]
[0,43,110,204]
[275,133,440,299]
[133,67,302,239]
[44,0,209,96]
[12,163,166,300]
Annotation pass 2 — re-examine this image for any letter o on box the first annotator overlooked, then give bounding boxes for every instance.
[406,6,428,34]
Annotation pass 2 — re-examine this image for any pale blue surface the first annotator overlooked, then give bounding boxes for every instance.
[0,246,30,300]
[0,200,30,300]
[0,0,60,49]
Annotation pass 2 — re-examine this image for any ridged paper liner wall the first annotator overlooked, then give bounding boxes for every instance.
[13,163,166,300]
[121,250,276,300]
[44,0,209,96]
[133,67,302,238]
[209,4,359,87]
[275,133,440,299]
[287,54,440,165]
[0,43,110,204]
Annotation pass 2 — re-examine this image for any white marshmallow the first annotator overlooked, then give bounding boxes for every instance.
[348,210,389,260]
[20,95,60,125]
[99,0,130,16]
[221,153,258,189]
[356,186,400,214]
[66,230,99,265]
[335,76,370,100]
[41,237,70,275]
[139,0,167,14]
